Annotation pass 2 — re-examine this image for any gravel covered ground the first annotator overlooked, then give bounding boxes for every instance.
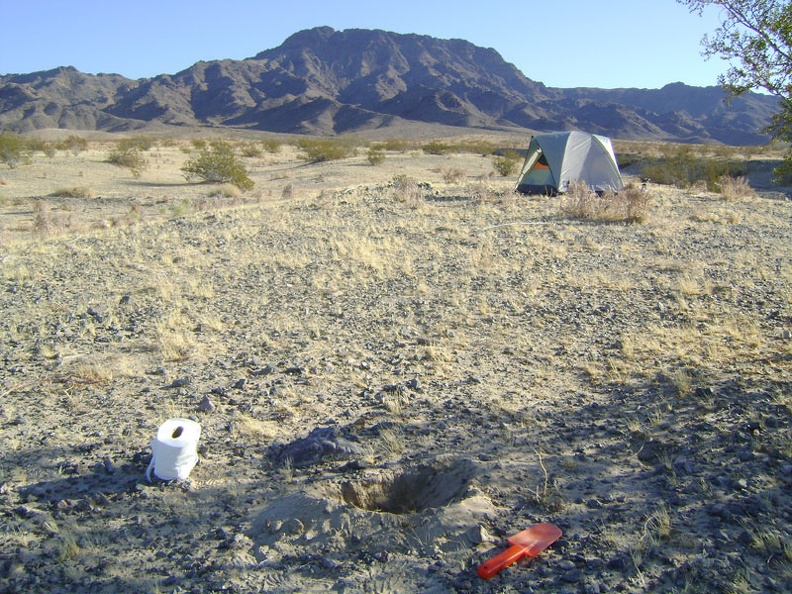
[1,139,791,593]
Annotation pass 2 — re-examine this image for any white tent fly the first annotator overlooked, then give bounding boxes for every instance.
[515,131,624,195]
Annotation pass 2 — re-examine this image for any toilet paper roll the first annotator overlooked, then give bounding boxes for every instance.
[145,418,201,481]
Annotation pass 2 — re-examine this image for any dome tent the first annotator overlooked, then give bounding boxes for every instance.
[516,131,624,195]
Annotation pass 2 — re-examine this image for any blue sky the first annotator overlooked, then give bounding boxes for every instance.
[1,0,730,89]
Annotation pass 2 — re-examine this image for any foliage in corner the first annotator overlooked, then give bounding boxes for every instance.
[678,0,792,180]
[0,132,30,169]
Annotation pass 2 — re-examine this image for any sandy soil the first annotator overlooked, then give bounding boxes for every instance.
[0,135,791,593]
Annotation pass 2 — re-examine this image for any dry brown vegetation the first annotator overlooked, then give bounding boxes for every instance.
[0,132,790,593]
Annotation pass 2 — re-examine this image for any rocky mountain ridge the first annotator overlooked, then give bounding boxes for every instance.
[0,26,779,144]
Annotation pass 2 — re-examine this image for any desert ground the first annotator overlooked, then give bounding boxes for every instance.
[0,131,790,593]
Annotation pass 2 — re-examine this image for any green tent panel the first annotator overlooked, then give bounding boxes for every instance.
[516,131,624,195]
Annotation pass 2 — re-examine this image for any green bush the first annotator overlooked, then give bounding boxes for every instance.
[107,145,147,177]
[0,132,30,168]
[55,135,88,154]
[118,136,155,152]
[422,141,450,155]
[640,146,747,190]
[297,138,355,163]
[239,142,262,158]
[492,150,522,177]
[379,139,412,152]
[367,144,386,166]
[261,139,282,154]
[181,140,254,191]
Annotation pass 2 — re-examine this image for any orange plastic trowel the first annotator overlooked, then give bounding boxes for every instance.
[477,523,562,580]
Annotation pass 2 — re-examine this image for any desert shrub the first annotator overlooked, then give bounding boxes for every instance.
[492,150,522,177]
[206,183,242,199]
[181,140,254,191]
[24,139,56,158]
[107,145,147,177]
[118,136,155,152]
[55,135,88,154]
[422,141,450,155]
[367,144,386,166]
[716,175,758,200]
[469,182,499,203]
[297,138,355,163]
[391,174,423,207]
[441,167,466,183]
[640,146,747,190]
[50,186,94,198]
[561,183,651,223]
[456,139,498,155]
[261,139,282,153]
[0,132,30,168]
[238,142,262,158]
[379,139,412,152]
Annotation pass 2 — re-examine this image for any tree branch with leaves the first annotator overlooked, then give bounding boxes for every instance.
[679,0,792,178]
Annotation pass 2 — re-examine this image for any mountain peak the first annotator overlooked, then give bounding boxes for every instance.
[0,28,777,143]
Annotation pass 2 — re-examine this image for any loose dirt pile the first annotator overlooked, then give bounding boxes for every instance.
[0,140,790,593]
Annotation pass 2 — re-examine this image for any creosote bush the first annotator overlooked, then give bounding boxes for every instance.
[422,141,450,155]
[0,132,30,168]
[367,144,386,166]
[297,138,355,163]
[107,137,151,178]
[561,183,651,223]
[492,150,522,177]
[640,145,747,190]
[181,140,254,191]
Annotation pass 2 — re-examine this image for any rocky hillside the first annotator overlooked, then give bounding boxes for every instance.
[0,27,779,143]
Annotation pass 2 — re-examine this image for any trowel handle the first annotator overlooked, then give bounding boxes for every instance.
[477,544,526,580]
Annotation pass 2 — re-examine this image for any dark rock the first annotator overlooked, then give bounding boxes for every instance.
[607,554,629,570]
[277,426,361,468]
[586,498,603,509]
[636,438,670,464]
[198,395,215,413]
[250,364,277,376]
[103,457,118,474]
[166,377,191,388]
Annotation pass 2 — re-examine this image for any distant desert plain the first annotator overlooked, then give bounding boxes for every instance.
[0,128,790,593]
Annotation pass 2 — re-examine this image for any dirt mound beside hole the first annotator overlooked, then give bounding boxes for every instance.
[341,459,475,514]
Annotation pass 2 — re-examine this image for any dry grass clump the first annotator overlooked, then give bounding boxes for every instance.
[206,183,242,199]
[561,183,651,223]
[441,167,466,184]
[716,175,758,200]
[390,174,424,207]
[50,186,95,199]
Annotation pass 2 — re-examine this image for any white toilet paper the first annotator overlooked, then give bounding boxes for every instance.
[145,418,201,481]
